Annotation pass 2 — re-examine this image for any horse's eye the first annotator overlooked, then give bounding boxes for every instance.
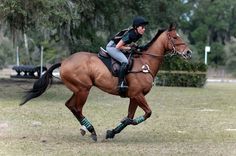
[173,36,178,39]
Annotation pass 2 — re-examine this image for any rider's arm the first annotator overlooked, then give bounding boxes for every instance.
[116,40,131,51]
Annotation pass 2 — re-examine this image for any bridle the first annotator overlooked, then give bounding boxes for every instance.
[129,29,190,80]
[135,29,188,58]
[167,30,190,59]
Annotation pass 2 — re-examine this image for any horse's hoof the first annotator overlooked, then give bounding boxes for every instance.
[91,134,97,142]
[106,130,115,139]
[80,128,86,136]
[80,126,87,136]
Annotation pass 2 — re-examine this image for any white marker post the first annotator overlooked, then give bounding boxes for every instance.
[40,46,44,77]
[24,34,30,63]
[204,46,211,65]
[16,46,19,66]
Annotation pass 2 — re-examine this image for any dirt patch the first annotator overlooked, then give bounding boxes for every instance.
[0,78,35,84]
[0,78,35,91]
[0,122,9,137]
[0,122,8,129]
[0,68,13,78]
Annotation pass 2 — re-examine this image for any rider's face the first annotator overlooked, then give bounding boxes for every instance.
[136,25,146,35]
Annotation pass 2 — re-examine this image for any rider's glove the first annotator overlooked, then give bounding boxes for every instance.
[130,44,138,52]
[137,45,146,52]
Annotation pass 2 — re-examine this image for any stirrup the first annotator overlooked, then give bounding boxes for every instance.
[118,81,128,88]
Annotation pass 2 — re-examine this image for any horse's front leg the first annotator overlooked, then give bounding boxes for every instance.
[106,98,137,139]
[132,94,152,125]
[106,94,152,139]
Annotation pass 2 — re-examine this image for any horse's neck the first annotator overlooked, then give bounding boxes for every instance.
[144,32,167,76]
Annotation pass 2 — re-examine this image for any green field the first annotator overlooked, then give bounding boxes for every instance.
[0,79,236,156]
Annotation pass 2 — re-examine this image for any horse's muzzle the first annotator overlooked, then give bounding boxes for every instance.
[183,50,192,59]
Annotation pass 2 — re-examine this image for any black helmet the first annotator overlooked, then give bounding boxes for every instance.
[132,16,149,28]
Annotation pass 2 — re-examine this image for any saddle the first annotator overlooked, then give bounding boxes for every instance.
[98,47,134,77]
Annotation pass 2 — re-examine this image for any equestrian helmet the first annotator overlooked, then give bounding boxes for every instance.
[132,16,149,28]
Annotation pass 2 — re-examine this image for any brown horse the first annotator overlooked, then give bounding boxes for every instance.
[20,24,192,141]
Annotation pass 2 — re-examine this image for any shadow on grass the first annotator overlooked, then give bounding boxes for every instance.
[29,129,192,144]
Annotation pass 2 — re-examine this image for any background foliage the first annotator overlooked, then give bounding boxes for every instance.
[0,0,236,75]
[156,56,207,87]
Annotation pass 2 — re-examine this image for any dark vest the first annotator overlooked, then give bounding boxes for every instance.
[111,28,142,45]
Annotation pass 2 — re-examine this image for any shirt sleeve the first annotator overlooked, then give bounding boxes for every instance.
[121,30,142,45]
[121,32,131,45]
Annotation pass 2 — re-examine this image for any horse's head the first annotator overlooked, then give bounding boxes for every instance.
[166,23,192,59]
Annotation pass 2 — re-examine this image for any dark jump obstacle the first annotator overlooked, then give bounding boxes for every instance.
[11,65,47,79]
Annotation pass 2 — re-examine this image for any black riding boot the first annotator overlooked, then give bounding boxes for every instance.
[118,62,128,97]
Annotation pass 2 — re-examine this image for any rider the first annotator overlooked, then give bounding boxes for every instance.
[106,16,149,92]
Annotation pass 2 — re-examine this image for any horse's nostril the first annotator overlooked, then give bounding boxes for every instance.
[184,50,192,59]
[187,50,192,55]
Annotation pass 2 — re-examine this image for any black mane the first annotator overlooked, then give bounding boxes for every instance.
[142,29,166,51]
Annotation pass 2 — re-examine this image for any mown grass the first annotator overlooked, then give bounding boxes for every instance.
[0,79,236,156]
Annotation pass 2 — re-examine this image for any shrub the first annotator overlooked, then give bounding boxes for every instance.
[156,56,207,87]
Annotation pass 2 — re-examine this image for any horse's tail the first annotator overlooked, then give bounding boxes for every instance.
[20,63,61,106]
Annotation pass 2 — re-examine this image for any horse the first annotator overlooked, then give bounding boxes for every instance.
[20,24,192,142]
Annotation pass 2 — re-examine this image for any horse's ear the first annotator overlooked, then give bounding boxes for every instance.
[168,23,177,31]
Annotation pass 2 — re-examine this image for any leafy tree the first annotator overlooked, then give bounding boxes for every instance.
[224,38,236,75]
[0,0,236,72]
[0,38,14,68]
[208,42,225,66]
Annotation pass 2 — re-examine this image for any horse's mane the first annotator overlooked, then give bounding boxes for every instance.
[141,29,166,51]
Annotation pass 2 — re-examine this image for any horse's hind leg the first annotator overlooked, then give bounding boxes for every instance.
[65,91,97,141]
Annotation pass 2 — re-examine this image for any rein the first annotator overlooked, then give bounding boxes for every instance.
[134,31,187,58]
[128,30,184,80]
[135,51,164,58]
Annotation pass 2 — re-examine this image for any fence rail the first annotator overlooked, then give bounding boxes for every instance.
[158,70,206,75]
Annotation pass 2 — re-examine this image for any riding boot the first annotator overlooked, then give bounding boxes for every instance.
[118,62,128,97]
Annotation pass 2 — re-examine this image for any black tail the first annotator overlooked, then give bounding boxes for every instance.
[20,63,61,106]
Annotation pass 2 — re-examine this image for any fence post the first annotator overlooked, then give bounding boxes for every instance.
[40,46,44,77]
[16,46,19,66]
[24,33,30,64]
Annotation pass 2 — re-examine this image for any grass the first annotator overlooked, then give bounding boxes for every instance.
[0,79,236,156]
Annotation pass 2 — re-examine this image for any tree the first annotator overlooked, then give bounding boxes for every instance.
[183,0,236,66]
[0,0,82,63]
[0,0,236,71]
